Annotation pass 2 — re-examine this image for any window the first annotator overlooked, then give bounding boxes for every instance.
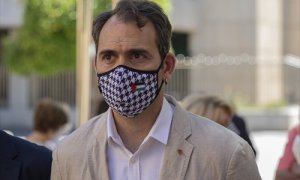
[171,32,190,56]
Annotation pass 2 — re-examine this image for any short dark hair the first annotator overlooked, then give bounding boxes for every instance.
[92,0,172,60]
[33,99,68,133]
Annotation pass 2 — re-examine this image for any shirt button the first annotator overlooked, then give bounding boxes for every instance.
[130,158,135,163]
[131,156,139,163]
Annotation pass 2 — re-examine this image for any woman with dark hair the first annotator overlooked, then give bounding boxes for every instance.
[26,98,69,150]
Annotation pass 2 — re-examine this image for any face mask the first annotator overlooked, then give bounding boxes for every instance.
[292,134,300,164]
[97,63,164,118]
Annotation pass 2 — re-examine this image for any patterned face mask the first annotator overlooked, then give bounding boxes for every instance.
[97,63,164,118]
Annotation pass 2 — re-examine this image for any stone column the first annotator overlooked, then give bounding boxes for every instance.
[76,0,93,126]
[256,0,283,104]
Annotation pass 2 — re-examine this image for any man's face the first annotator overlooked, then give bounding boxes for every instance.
[95,15,162,73]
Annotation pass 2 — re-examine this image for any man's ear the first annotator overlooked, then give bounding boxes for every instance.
[162,53,176,81]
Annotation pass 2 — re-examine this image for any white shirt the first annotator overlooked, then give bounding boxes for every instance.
[107,98,174,180]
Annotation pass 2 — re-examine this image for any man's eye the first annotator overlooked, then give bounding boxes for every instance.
[103,54,112,60]
[132,53,144,59]
[133,53,140,59]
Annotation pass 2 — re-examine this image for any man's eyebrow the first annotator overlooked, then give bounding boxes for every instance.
[126,49,152,56]
[98,48,153,57]
[98,49,117,56]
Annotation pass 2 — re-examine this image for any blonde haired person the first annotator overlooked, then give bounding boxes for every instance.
[182,94,258,156]
[181,95,233,127]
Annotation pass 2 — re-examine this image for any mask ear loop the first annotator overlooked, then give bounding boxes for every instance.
[155,55,168,96]
[95,57,104,94]
[155,57,165,72]
[155,78,165,97]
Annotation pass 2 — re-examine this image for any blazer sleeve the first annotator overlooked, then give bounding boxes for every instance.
[226,141,261,180]
[51,147,62,180]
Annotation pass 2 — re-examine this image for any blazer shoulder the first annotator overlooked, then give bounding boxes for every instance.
[2,133,52,178]
[187,112,250,152]
[51,114,107,178]
[14,136,52,164]
[54,114,106,157]
[184,113,260,179]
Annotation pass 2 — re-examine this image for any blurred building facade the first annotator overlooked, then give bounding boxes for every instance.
[0,0,299,133]
[170,0,300,105]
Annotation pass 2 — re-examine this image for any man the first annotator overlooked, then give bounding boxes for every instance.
[0,130,52,180]
[51,1,261,179]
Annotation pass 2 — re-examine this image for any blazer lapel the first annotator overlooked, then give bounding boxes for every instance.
[87,112,110,180]
[86,97,194,180]
[160,96,194,180]
[0,131,21,180]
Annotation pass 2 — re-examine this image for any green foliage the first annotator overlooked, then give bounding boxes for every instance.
[4,0,111,75]
[3,0,75,75]
[151,0,171,15]
[3,0,169,75]
[94,0,111,17]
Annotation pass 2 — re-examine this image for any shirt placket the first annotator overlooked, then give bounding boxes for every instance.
[128,155,140,180]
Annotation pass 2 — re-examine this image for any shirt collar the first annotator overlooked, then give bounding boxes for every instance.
[147,98,174,144]
[107,97,174,145]
[107,108,123,146]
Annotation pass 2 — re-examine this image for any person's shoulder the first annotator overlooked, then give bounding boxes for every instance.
[232,115,246,127]
[15,135,51,154]
[184,112,257,171]
[287,124,300,139]
[4,132,52,168]
[171,110,260,179]
[291,125,300,133]
[187,112,249,151]
[52,113,107,170]
[55,113,106,154]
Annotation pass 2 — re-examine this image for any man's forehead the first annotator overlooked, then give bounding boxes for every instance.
[104,15,129,28]
[98,15,156,46]
[99,15,155,36]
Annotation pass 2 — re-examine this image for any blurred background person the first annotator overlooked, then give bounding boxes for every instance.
[275,124,300,180]
[26,99,69,150]
[227,102,257,156]
[228,115,257,156]
[182,94,257,155]
[293,125,300,170]
[181,95,233,127]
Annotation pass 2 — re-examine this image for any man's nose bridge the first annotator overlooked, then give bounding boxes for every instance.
[114,54,131,69]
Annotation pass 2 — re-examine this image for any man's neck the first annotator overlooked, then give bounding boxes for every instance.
[112,94,164,153]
